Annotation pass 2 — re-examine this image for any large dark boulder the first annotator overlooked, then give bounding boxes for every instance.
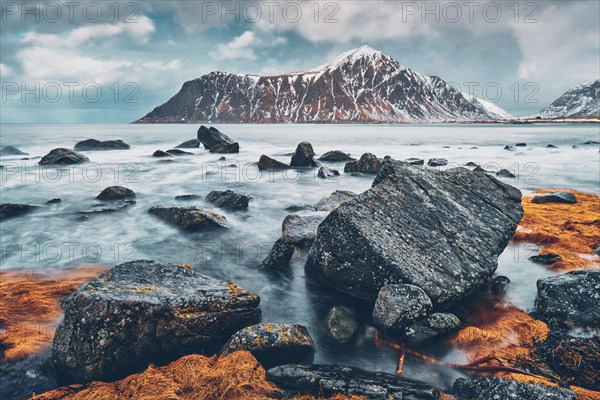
[290,142,316,167]
[175,139,201,148]
[0,204,40,221]
[532,192,577,204]
[221,323,314,368]
[197,125,238,151]
[96,186,136,201]
[52,260,261,383]
[452,377,576,400]
[0,146,28,156]
[206,190,250,210]
[344,153,382,174]
[373,284,433,332]
[319,151,355,162]
[404,313,461,347]
[148,206,228,231]
[39,148,89,165]
[267,364,440,399]
[306,159,523,304]
[74,139,130,151]
[261,238,295,269]
[536,270,600,328]
[258,155,290,170]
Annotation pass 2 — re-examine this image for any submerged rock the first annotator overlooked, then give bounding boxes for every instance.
[148,206,228,231]
[39,148,89,165]
[529,253,561,265]
[427,158,448,167]
[515,142,527,147]
[175,139,201,148]
[547,144,558,148]
[166,149,193,156]
[0,146,28,156]
[532,192,577,204]
[261,238,295,269]
[74,139,130,151]
[221,323,314,368]
[96,186,136,201]
[344,153,382,174]
[78,200,136,216]
[306,159,523,304]
[322,306,359,344]
[52,260,261,383]
[0,203,40,221]
[46,198,62,204]
[290,142,316,167]
[267,363,440,399]
[453,377,576,400]
[318,151,355,162]
[258,155,290,170]
[405,158,424,165]
[317,166,340,179]
[373,284,433,332]
[404,313,461,347]
[197,125,239,152]
[205,190,250,211]
[536,270,600,328]
[175,194,202,201]
[152,150,172,157]
[496,169,516,178]
[210,142,240,154]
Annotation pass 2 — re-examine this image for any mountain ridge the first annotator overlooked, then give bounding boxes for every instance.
[531,80,600,119]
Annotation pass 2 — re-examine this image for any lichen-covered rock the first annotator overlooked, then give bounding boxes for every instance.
[258,155,290,170]
[536,270,600,328]
[344,153,382,174]
[221,323,314,368]
[532,192,577,204]
[267,364,440,399]
[319,151,355,162]
[52,260,261,383]
[373,284,433,332]
[0,204,40,221]
[452,377,576,400]
[404,313,461,346]
[306,159,523,304]
[205,190,250,211]
[39,148,89,165]
[261,238,295,269]
[74,139,130,151]
[290,142,316,167]
[321,306,359,344]
[96,186,136,201]
[148,206,228,231]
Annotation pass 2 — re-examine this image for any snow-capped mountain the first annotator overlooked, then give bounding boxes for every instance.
[136,46,510,124]
[532,80,600,118]
[463,93,513,120]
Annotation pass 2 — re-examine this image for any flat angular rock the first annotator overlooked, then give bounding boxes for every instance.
[175,139,201,148]
[52,260,261,383]
[404,313,461,346]
[74,139,129,151]
[453,377,576,400]
[206,190,250,211]
[290,142,316,167]
[283,211,330,245]
[0,146,28,156]
[532,192,577,204]
[258,155,290,170]
[261,238,295,269]
[148,206,228,231]
[221,323,314,368]
[166,149,193,156]
[344,153,382,174]
[536,270,600,328]
[0,204,40,221]
[96,186,136,201]
[319,151,355,162]
[39,148,89,165]
[307,159,523,303]
[267,363,440,399]
[427,158,448,167]
[373,284,433,332]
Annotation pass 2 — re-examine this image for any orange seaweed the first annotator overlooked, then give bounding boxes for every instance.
[512,189,600,271]
[0,265,107,360]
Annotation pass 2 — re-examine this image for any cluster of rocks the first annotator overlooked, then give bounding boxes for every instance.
[197,125,239,153]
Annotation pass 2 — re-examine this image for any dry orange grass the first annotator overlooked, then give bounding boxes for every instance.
[31,351,367,400]
[512,189,600,271]
[0,265,107,360]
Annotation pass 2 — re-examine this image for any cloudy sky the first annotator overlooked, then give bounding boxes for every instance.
[1,0,598,123]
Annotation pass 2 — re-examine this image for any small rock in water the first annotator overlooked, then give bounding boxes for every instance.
[261,238,295,269]
[372,284,433,332]
[473,166,487,172]
[0,146,28,156]
[529,253,561,265]
[166,149,193,156]
[218,156,226,161]
[39,148,89,165]
[487,275,511,295]
[96,186,136,201]
[46,198,62,204]
[572,145,580,149]
[74,139,130,151]
[322,306,360,344]
[148,206,228,231]
[290,142,317,167]
[532,192,577,204]
[405,158,424,165]
[504,145,515,151]
[515,142,527,147]
[258,155,290,170]
[175,194,202,201]
[453,377,576,400]
[547,144,558,148]
[344,153,382,174]
[284,204,315,213]
[496,169,516,178]
[464,162,480,167]
[0,204,40,221]
[318,150,355,162]
[175,139,201,149]
[206,190,250,211]
[152,150,172,157]
[427,158,448,167]
[221,323,314,368]
[317,166,340,179]
[78,200,135,215]
[404,313,461,347]
[582,140,600,145]
[350,172,363,177]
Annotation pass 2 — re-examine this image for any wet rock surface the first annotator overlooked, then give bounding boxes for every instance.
[532,192,577,204]
[152,150,172,157]
[261,238,295,269]
[536,270,600,328]
[496,169,516,178]
[306,159,523,303]
[220,323,314,368]
[166,149,193,156]
[96,186,136,201]
[452,377,576,400]
[175,194,202,201]
[52,260,261,383]
[267,363,440,399]
[319,150,355,162]
[318,166,340,179]
[344,153,382,174]
[427,158,448,167]
[148,206,228,231]
[205,190,250,211]
[175,139,201,148]
[197,125,239,152]
[258,155,290,170]
[39,148,89,165]
[290,142,316,167]
[0,146,28,156]
[321,306,359,344]
[373,284,433,332]
[529,253,561,265]
[405,158,424,165]
[282,211,330,246]
[210,142,240,154]
[404,313,461,347]
[74,139,130,151]
[78,200,135,216]
[0,203,40,221]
